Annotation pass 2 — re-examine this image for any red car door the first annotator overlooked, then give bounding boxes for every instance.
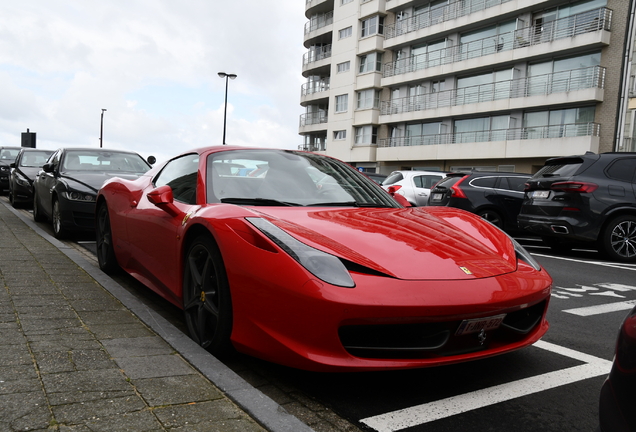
[125,154,200,305]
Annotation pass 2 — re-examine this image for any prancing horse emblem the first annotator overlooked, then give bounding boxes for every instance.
[478,329,487,345]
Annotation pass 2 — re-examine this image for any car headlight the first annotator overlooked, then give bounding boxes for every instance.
[15,173,30,187]
[61,191,96,202]
[246,217,355,288]
[0,166,9,172]
[511,237,541,271]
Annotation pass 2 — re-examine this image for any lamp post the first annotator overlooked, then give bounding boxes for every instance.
[218,72,237,145]
[99,109,107,148]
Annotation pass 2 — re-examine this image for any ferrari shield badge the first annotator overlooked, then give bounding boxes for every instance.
[460,266,472,275]
[182,212,193,226]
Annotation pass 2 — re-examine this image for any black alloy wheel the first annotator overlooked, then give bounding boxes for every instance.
[183,235,233,355]
[601,215,636,263]
[33,192,46,222]
[477,209,504,229]
[51,199,67,239]
[96,202,119,273]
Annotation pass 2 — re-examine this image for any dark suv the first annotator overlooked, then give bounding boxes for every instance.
[518,152,636,262]
[428,171,530,232]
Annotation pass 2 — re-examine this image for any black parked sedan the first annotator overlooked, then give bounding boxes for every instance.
[8,148,54,208]
[428,171,531,232]
[0,146,22,194]
[33,148,152,239]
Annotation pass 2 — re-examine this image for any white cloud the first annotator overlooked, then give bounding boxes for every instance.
[0,0,307,159]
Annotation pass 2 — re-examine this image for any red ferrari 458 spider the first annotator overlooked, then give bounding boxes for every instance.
[96,146,552,372]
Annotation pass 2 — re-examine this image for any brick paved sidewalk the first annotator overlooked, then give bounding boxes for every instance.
[0,202,270,431]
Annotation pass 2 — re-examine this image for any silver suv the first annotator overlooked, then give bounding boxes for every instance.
[382,170,448,206]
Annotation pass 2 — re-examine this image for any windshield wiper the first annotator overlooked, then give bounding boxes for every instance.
[307,201,393,208]
[220,197,298,206]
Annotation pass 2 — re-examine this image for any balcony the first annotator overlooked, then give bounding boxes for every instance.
[305,11,333,35]
[301,79,330,96]
[379,122,600,148]
[299,112,328,127]
[381,66,606,116]
[383,7,612,78]
[385,0,512,40]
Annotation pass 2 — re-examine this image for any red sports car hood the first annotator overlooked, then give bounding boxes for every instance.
[251,206,517,280]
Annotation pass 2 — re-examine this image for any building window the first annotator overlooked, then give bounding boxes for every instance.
[339,26,352,39]
[357,89,380,109]
[335,94,348,113]
[359,52,383,73]
[337,61,351,73]
[341,0,353,4]
[361,16,384,38]
[355,126,378,145]
[334,130,347,140]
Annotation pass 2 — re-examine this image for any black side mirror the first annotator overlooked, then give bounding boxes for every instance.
[42,163,55,173]
[9,163,15,169]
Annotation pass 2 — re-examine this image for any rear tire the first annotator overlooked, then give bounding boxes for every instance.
[96,202,119,273]
[600,215,636,263]
[477,209,504,229]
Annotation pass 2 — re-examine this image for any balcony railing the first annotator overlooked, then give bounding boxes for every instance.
[385,0,512,39]
[301,79,331,96]
[303,45,332,66]
[298,143,327,151]
[305,11,334,34]
[381,66,605,115]
[379,123,601,147]
[300,112,328,127]
[384,7,612,77]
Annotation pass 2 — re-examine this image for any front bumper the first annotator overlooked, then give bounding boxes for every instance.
[57,197,97,233]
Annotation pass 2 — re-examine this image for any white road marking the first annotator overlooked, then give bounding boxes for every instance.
[563,300,636,316]
[532,253,636,271]
[359,340,611,432]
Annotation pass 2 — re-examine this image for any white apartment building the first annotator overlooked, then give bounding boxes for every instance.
[299,0,636,174]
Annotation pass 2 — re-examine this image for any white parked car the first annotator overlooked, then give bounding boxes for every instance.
[382,170,449,206]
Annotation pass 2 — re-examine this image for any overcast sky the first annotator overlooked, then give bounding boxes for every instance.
[0,1,307,163]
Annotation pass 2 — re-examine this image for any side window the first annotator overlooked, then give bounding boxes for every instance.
[154,154,199,204]
[606,158,636,183]
[413,176,424,188]
[471,177,497,188]
[504,177,528,191]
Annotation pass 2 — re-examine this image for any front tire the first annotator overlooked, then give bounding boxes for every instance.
[33,192,46,222]
[51,199,68,239]
[600,215,636,263]
[183,235,233,356]
[96,202,119,273]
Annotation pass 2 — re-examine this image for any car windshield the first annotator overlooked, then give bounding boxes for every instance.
[61,150,150,174]
[206,150,399,207]
[19,151,53,167]
[0,148,20,162]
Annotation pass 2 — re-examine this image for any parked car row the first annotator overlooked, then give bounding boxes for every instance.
[4,146,154,239]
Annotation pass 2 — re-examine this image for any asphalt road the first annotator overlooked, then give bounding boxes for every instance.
[6,197,632,432]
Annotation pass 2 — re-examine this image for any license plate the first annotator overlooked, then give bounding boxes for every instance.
[455,314,506,336]
[432,193,443,201]
[532,190,550,199]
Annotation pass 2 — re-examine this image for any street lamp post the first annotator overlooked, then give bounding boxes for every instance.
[99,109,107,148]
[218,72,237,145]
